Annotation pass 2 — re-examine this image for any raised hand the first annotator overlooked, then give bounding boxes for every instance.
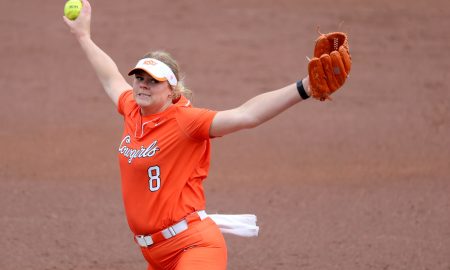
[63,0,92,39]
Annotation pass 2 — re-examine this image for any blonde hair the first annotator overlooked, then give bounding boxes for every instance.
[142,51,192,101]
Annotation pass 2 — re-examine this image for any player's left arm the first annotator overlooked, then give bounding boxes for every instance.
[209,77,309,137]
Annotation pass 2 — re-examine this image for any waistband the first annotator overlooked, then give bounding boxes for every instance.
[135,210,207,248]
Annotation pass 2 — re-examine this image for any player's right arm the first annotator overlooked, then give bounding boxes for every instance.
[63,0,130,106]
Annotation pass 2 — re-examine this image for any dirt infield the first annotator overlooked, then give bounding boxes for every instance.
[1,0,449,269]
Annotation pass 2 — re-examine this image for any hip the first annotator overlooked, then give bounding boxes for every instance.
[140,217,227,270]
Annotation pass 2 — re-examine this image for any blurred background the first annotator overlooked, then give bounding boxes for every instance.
[0,0,449,269]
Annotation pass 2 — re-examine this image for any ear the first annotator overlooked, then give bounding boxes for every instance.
[168,85,175,97]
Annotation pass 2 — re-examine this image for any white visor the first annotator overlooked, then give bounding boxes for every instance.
[128,58,178,86]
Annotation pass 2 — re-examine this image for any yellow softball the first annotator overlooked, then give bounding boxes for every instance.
[64,0,83,21]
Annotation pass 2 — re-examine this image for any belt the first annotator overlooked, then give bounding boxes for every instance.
[135,210,208,248]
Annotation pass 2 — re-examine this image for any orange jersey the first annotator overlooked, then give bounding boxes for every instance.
[117,90,217,235]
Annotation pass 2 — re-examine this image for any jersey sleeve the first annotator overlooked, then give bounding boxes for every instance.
[117,90,134,116]
[176,107,217,140]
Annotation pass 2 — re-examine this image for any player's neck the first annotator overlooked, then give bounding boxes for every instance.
[140,102,173,116]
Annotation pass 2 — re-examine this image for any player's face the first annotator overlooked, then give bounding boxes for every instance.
[132,71,173,115]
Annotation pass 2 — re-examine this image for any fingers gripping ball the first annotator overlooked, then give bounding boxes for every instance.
[64,0,83,21]
[308,32,352,101]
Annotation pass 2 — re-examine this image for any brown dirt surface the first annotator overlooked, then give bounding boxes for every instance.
[1,0,449,269]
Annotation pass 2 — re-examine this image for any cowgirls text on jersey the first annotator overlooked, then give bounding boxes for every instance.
[118,135,159,164]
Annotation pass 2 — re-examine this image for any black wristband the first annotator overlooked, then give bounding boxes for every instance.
[296,80,310,100]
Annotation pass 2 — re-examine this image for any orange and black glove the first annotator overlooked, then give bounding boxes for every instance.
[308,32,352,101]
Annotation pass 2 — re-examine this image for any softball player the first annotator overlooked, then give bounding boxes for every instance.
[64,0,311,269]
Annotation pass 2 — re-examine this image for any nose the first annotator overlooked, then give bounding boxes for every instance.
[139,80,150,89]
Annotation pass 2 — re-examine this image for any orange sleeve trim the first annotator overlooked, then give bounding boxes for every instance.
[117,90,133,115]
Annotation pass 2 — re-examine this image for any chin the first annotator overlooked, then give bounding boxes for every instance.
[134,96,151,106]
[136,100,153,108]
